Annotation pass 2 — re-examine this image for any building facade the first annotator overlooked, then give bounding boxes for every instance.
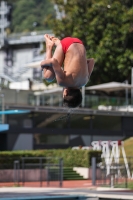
[0,31,53,87]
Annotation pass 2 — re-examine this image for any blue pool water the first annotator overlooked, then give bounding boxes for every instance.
[0,195,87,200]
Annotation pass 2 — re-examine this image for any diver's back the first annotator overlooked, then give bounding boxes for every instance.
[64,43,88,86]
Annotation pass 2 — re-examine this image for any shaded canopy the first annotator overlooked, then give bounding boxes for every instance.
[86,82,133,93]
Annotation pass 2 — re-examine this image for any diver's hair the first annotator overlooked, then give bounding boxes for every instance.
[63,88,82,108]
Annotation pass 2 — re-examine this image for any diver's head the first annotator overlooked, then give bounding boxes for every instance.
[63,88,82,108]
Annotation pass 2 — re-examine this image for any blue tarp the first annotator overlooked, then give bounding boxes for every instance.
[0,124,9,132]
[0,110,30,115]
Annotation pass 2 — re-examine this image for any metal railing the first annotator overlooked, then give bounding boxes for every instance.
[23,93,133,111]
[0,156,63,187]
[1,88,132,108]
[13,157,63,187]
[91,157,133,189]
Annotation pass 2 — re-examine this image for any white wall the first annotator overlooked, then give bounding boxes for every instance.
[0,51,5,74]
[13,48,33,79]
[73,167,89,179]
[0,47,34,81]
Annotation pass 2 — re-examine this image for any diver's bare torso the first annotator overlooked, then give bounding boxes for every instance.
[62,42,89,87]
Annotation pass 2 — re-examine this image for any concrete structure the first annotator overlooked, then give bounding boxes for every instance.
[0,186,132,199]
[0,1,55,89]
[0,1,10,47]
[0,169,48,182]
[0,30,54,87]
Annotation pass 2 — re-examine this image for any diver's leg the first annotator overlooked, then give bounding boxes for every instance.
[41,34,55,82]
[41,58,64,85]
[41,59,55,82]
[87,58,95,78]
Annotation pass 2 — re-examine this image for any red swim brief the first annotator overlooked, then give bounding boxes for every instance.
[60,37,83,54]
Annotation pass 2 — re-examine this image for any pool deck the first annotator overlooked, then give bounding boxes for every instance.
[0,181,132,200]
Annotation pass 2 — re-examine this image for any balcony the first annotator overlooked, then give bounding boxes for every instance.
[0,87,132,111]
[7,30,53,45]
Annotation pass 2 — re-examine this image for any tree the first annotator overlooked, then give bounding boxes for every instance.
[49,0,133,85]
[6,0,55,32]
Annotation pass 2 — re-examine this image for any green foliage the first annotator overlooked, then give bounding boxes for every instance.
[49,0,133,85]
[0,149,101,168]
[6,0,55,32]
[118,182,133,189]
